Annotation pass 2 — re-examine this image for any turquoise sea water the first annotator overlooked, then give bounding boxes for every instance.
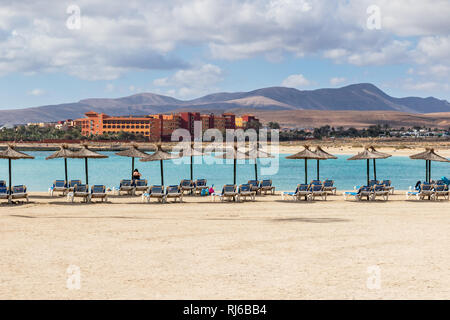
[0,152,449,191]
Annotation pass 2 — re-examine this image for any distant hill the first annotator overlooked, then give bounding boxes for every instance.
[0,83,449,126]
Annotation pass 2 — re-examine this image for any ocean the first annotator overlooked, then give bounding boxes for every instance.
[0,152,449,191]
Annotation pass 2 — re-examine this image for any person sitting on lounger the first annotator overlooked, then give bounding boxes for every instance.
[415,180,422,191]
[132,169,142,181]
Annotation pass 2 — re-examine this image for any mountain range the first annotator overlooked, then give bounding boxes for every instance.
[0,83,449,126]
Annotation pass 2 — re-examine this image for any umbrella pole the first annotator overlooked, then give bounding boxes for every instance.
[254,160,258,181]
[160,160,164,187]
[425,160,428,182]
[190,155,193,181]
[429,160,431,183]
[366,159,370,186]
[234,158,237,185]
[85,157,89,185]
[366,159,370,200]
[305,159,308,200]
[317,159,319,181]
[131,157,135,180]
[373,159,377,181]
[8,158,12,194]
[64,158,68,185]
[304,159,308,184]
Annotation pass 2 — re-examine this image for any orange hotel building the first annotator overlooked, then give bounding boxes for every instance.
[74,111,256,141]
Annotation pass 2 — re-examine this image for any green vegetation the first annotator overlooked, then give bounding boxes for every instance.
[0,125,148,142]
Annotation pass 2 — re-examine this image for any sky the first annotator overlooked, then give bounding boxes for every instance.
[0,0,449,110]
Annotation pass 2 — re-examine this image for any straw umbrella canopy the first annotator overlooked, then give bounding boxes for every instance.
[0,145,34,193]
[286,146,321,184]
[69,144,108,185]
[115,144,148,180]
[139,143,180,186]
[215,144,251,185]
[242,143,275,181]
[409,148,450,183]
[45,144,75,184]
[347,146,391,185]
[313,146,337,180]
[177,142,207,181]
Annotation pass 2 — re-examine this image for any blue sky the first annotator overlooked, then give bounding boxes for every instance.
[0,0,449,110]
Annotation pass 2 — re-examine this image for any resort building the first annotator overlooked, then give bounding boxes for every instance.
[235,114,258,128]
[74,111,258,141]
[74,111,161,141]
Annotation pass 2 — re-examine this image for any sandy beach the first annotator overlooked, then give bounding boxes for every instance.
[1,192,449,300]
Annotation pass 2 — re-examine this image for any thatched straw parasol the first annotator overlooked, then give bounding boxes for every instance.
[0,145,34,193]
[242,143,274,181]
[313,146,337,180]
[176,142,206,181]
[215,143,252,185]
[69,144,108,185]
[45,144,75,184]
[115,144,148,180]
[347,146,391,185]
[286,146,320,185]
[140,143,180,186]
[410,148,450,183]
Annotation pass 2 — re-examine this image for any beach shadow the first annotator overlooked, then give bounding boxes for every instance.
[272,217,350,223]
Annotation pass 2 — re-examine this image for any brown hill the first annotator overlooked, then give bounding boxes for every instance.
[251,110,450,129]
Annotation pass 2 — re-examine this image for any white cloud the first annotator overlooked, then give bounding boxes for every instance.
[281,74,313,88]
[27,89,45,96]
[403,81,449,92]
[330,77,347,86]
[153,64,223,98]
[0,0,448,91]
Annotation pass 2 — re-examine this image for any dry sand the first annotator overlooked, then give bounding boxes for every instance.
[1,192,449,299]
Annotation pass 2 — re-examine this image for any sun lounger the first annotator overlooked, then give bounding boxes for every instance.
[0,180,6,188]
[180,179,194,195]
[343,186,372,201]
[9,185,29,203]
[381,180,394,194]
[49,180,68,196]
[142,185,166,203]
[371,184,389,201]
[0,186,10,203]
[259,179,275,195]
[68,180,82,192]
[194,179,208,195]
[432,184,449,201]
[310,180,322,185]
[165,185,183,202]
[212,184,238,202]
[134,179,148,194]
[118,179,135,196]
[68,184,90,203]
[238,184,256,202]
[90,185,108,202]
[248,180,260,194]
[281,184,311,201]
[309,183,327,201]
[323,179,337,195]
[406,183,434,200]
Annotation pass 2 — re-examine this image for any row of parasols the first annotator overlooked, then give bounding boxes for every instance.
[1,143,449,192]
